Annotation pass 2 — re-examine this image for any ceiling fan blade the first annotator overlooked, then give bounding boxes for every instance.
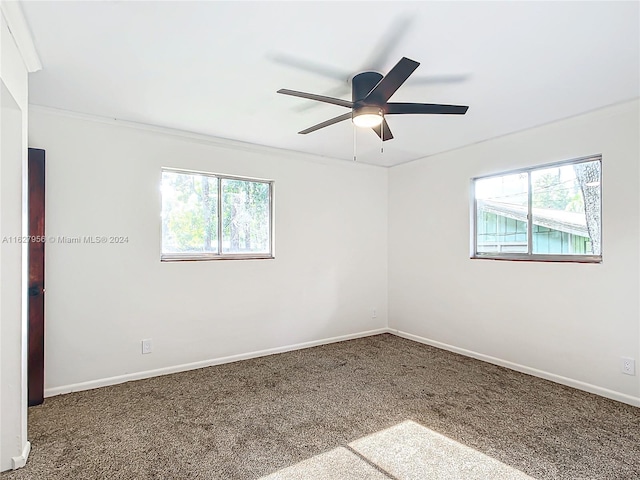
[362,16,413,71]
[269,53,350,81]
[299,112,352,135]
[278,89,353,108]
[372,119,394,141]
[385,102,469,115]
[294,84,352,112]
[365,57,420,104]
[409,74,471,85]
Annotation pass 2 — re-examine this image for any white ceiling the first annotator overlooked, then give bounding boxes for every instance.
[22,1,639,167]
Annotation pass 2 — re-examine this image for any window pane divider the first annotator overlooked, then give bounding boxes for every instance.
[527,171,533,255]
[217,176,223,255]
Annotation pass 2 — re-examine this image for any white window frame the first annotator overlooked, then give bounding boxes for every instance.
[471,155,602,263]
[161,168,274,262]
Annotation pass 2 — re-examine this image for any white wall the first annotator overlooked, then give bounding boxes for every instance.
[0,7,30,472]
[28,108,388,394]
[29,101,640,407]
[389,100,640,406]
[0,79,25,473]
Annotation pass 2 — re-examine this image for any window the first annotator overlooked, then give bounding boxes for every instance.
[472,156,601,262]
[161,169,273,261]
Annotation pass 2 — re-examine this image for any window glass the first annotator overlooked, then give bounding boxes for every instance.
[161,169,272,260]
[475,172,528,254]
[473,157,601,262]
[221,179,270,254]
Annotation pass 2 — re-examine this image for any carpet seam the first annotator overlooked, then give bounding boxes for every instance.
[344,444,399,480]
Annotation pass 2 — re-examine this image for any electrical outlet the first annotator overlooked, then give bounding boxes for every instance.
[142,339,152,355]
[372,308,377,318]
[621,357,635,375]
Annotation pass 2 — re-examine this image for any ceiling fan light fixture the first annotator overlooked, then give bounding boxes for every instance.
[352,106,383,128]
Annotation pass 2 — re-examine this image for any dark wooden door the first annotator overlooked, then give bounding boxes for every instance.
[28,148,45,406]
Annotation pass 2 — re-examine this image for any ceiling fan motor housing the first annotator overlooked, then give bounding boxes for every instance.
[352,72,384,103]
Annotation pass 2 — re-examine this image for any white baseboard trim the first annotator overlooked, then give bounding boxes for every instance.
[45,328,389,397]
[11,441,30,470]
[44,327,638,408]
[389,329,640,408]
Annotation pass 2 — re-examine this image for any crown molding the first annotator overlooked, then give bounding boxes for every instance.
[1,1,42,72]
[29,104,387,170]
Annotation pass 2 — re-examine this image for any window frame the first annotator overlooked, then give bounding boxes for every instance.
[471,155,602,263]
[161,167,274,262]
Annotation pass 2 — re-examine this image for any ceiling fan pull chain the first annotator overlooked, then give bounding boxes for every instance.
[353,124,357,161]
[381,115,384,154]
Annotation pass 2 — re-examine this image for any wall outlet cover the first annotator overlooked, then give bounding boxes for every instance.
[142,339,153,354]
[621,357,635,375]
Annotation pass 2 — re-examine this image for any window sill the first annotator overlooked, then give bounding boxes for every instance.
[471,254,601,264]
[161,254,274,262]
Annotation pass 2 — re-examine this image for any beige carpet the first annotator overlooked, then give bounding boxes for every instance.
[3,334,639,479]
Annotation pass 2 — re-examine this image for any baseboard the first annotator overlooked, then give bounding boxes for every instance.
[11,441,30,470]
[45,328,389,397]
[45,327,638,407]
[388,329,640,408]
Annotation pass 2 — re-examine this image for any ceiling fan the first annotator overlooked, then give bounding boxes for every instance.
[277,57,469,141]
[270,17,470,113]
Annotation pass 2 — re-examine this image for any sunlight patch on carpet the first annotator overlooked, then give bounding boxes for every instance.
[349,420,534,480]
[259,447,388,480]
[261,420,534,479]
